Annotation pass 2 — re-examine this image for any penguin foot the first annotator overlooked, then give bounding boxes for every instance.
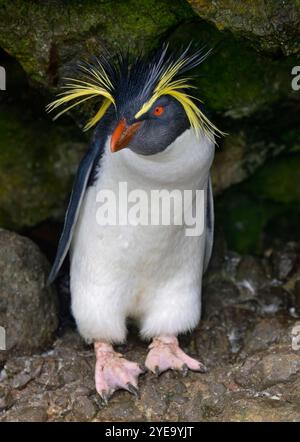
[94,342,144,403]
[145,336,207,376]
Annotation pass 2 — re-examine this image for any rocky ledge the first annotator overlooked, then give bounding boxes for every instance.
[0,231,300,422]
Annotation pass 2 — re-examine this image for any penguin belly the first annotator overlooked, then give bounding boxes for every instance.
[70,129,213,343]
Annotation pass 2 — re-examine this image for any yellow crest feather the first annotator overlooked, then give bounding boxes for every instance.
[46,62,115,131]
[47,47,225,140]
[134,56,224,142]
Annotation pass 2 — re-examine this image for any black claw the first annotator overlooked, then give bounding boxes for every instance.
[126,382,140,398]
[100,390,111,405]
[154,366,161,377]
[198,363,208,373]
[181,363,189,377]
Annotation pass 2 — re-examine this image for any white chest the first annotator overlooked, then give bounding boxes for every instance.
[71,129,214,279]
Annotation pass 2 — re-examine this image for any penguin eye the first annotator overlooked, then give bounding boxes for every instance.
[153,106,165,116]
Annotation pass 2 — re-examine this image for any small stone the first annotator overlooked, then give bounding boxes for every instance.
[235,352,300,389]
[270,244,299,281]
[257,286,291,315]
[262,353,300,387]
[204,280,240,316]
[243,318,283,354]
[2,406,48,422]
[72,396,96,420]
[236,255,268,295]
[10,372,32,389]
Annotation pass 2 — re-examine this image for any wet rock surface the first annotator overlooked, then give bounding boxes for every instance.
[187,0,300,56]
[1,241,300,422]
[0,1,299,234]
[0,0,193,89]
[0,230,58,362]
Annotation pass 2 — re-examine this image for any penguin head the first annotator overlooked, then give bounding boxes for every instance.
[110,95,189,155]
[47,45,223,155]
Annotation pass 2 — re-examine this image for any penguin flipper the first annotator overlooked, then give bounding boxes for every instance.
[203,174,214,273]
[47,143,100,285]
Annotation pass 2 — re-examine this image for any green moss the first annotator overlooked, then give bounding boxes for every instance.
[216,192,280,254]
[0,0,194,86]
[169,21,297,117]
[0,1,297,118]
[0,103,86,229]
[216,153,300,253]
[244,154,300,204]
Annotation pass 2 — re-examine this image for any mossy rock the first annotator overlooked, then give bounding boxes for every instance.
[169,20,298,117]
[0,102,86,229]
[187,0,300,56]
[244,154,300,204]
[216,153,300,253]
[0,1,298,120]
[0,0,194,87]
[0,0,299,242]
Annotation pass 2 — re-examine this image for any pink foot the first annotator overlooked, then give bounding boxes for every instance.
[145,336,207,376]
[94,342,145,403]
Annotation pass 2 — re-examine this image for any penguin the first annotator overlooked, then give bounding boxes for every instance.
[47,45,223,402]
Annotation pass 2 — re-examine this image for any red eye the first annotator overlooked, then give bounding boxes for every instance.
[153,106,164,116]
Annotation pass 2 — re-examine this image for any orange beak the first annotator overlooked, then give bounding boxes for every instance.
[110,118,141,153]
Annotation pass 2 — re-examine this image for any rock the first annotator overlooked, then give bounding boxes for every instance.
[219,397,300,422]
[211,120,297,196]
[243,318,285,354]
[1,2,297,121]
[256,286,291,315]
[261,352,300,386]
[236,255,268,294]
[1,303,300,422]
[212,133,248,195]
[0,1,298,234]
[244,155,300,206]
[169,20,297,118]
[204,280,240,315]
[235,351,300,389]
[0,101,86,229]
[2,406,48,422]
[270,242,300,281]
[0,0,193,88]
[187,0,300,56]
[0,230,58,360]
[72,396,97,421]
[10,372,32,390]
[216,153,300,254]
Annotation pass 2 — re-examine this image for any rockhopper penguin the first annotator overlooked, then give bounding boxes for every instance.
[47,45,223,402]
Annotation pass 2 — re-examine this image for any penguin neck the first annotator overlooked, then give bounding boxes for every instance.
[96,128,215,190]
